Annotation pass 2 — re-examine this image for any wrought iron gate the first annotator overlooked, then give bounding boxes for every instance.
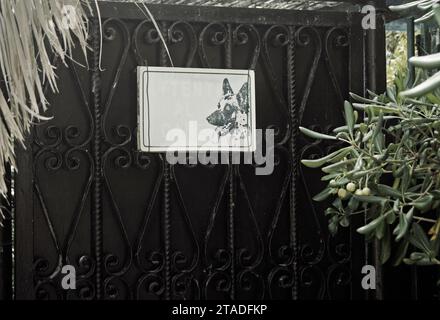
[12,2,383,300]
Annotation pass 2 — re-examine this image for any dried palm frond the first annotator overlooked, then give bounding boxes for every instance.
[0,0,171,225]
[0,0,92,216]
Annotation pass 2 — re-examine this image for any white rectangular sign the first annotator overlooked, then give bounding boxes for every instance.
[137,66,256,153]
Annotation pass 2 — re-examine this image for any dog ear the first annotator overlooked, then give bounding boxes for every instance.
[223,78,233,95]
[236,82,249,112]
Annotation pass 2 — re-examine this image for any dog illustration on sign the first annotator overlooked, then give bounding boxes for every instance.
[206,78,250,145]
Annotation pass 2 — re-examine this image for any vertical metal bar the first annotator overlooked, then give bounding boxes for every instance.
[366,21,377,91]
[363,27,370,297]
[407,18,415,86]
[433,27,440,53]
[162,162,171,301]
[423,24,431,55]
[225,23,236,301]
[91,18,103,300]
[372,239,383,299]
[0,163,12,300]
[160,21,172,301]
[366,10,386,301]
[421,24,426,55]
[348,13,368,300]
[361,15,371,301]
[287,25,298,301]
[228,165,236,301]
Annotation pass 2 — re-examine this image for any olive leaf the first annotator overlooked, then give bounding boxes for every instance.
[400,71,440,98]
[380,225,392,263]
[322,159,356,173]
[393,207,413,241]
[343,100,355,137]
[409,52,440,69]
[357,211,390,235]
[409,223,432,254]
[313,187,333,202]
[392,239,410,266]
[348,196,359,211]
[299,126,337,140]
[375,184,401,198]
[301,147,352,169]
[353,195,388,205]
[413,194,434,212]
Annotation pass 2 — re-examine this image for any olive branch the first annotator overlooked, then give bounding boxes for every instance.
[300,1,440,267]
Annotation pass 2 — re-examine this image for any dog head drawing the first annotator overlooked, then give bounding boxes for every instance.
[207,78,249,136]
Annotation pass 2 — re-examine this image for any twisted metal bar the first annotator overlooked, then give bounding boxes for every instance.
[160,21,172,300]
[91,19,104,300]
[288,25,299,300]
[163,161,171,300]
[225,23,236,300]
[228,166,236,300]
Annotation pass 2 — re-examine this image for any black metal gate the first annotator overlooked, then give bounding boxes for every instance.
[10,2,384,300]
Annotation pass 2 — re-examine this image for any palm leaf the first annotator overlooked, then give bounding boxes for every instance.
[0,0,92,220]
[0,0,171,224]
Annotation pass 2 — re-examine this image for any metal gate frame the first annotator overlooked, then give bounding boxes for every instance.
[11,2,386,300]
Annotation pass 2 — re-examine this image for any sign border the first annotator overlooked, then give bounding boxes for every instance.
[137,66,256,153]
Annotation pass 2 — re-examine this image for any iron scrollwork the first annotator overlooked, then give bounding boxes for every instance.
[28,12,354,300]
